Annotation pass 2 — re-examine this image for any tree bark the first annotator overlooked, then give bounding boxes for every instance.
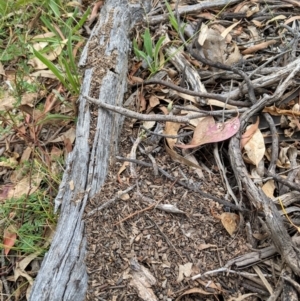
[29,1,148,300]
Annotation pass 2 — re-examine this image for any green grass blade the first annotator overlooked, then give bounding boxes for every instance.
[33,48,66,87]
[142,28,153,58]
[72,7,90,34]
[154,36,165,66]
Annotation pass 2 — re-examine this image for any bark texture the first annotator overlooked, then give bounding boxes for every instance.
[29,1,147,300]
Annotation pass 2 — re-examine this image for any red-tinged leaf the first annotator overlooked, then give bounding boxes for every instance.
[3,225,17,256]
[176,116,240,149]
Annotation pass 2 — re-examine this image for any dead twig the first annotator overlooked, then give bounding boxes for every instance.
[266,171,300,193]
[116,156,245,212]
[86,185,136,217]
[132,79,250,107]
[85,95,212,123]
[114,179,178,226]
[145,214,184,261]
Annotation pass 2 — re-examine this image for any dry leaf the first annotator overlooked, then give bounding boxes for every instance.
[225,43,242,65]
[198,23,209,46]
[176,116,240,149]
[177,262,193,282]
[149,95,160,108]
[8,173,42,199]
[164,121,181,149]
[240,117,260,149]
[3,225,17,256]
[266,15,286,25]
[143,120,156,130]
[198,243,217,250]
[221,21,241,39]
[176,287,213,301]
[241,40,277,55]
[164,140,202,170]
[243,128,265,167]
[262,180,275,198]
[48,127,76,143]
[220,212,240,236]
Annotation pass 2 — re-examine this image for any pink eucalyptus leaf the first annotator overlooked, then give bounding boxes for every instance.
[176,116,240,149]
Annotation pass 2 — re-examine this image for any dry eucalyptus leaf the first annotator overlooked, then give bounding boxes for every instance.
[243,128,265,167]
[220,212,240,236]
[176,116,240,149]
[164,121,181,149]
[240,117,259,149]
[262,180,275,198]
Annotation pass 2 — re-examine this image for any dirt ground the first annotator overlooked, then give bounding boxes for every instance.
[84,120,255,301]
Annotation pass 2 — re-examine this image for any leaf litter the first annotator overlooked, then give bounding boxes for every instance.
[2,0,300,299]
[85,0,300,300]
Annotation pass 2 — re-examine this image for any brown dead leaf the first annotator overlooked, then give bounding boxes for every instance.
[8,173,42,199]
[176,288,213,301]
[164,121,181,149]
[0,91,43,111]
[267,15,287,25]
[139,91,147,112]
[3,225,17,256]
[165,140,202,170]
[240,117,260,149]
[198,243,217,250]
[241,40,277,55]
[20,147,32,163]
[28,39,67,70]
[285,16,300,25]
[48,127,76,143]
[0,61,6,77]
[149,95,160,109]
[220,212,240,236]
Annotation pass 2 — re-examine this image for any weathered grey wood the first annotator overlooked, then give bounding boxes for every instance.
[29,1,148,300]
[229,63,300,277]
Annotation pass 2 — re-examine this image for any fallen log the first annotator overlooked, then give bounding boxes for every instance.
[29,0,148,300]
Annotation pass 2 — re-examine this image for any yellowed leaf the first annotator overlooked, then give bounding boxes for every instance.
[164,121,181,149]
[267,15,287,25]
[149,95,160,108]
[262,180,275,198]
[221,21,241,39]
[220,212,240,236]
